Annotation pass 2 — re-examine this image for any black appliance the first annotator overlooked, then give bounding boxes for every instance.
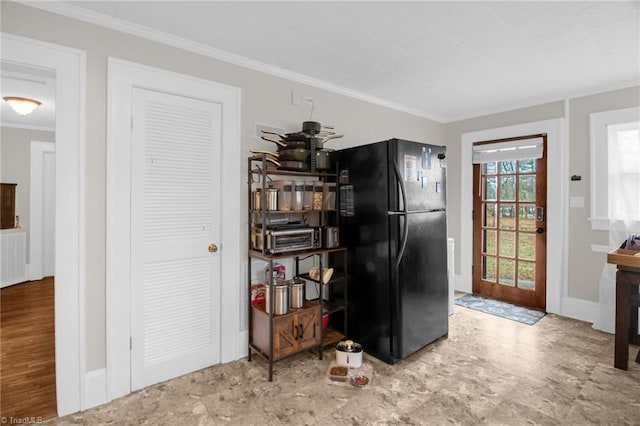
[335,138,448,364]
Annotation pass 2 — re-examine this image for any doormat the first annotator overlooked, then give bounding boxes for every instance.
[454,294,546,325]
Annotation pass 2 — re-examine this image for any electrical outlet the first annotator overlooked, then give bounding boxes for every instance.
[291,90,303,106]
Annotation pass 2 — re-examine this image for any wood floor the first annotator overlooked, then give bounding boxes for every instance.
[1,277,57,420]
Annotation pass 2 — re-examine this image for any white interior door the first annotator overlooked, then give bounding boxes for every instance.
[30,141,56,280]
[130,87,222,390]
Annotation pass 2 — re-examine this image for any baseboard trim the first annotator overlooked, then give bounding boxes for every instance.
[454,273,470,293]
[561,297,599,324]
[85,368,108,409]
[237,330,248,360]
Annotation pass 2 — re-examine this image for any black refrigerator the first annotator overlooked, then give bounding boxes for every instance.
[335,138,448,364]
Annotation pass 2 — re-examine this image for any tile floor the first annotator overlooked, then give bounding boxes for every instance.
[49,305,640,425]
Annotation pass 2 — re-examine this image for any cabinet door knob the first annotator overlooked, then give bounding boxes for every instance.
[208,243,218,253]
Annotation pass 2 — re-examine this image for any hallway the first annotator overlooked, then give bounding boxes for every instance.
[1,277,57,420]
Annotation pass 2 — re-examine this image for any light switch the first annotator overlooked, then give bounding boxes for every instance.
[570,196,584,208]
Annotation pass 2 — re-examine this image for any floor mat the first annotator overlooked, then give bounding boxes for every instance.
[454,294,546,325]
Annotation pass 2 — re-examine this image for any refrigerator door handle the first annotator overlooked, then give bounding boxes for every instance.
[392,164,409,268]
[395,214,409,269]
[392,163,408,214]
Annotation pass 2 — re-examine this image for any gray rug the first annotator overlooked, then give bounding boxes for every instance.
[454,294,545,325]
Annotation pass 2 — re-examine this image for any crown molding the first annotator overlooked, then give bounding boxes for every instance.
[443,79,640,123]
[21,1,445,123]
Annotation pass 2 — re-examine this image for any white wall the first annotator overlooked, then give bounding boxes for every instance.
[0,126,55,262]
[1,2,445,372]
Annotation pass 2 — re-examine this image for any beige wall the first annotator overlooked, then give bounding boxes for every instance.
[445,86,640,303]
[0,126,56,260]
[444,101,565,276]
[566,87,640,301]
[2,2,444,371]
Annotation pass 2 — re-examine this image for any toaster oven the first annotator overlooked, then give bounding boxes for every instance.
[251,227,316,254]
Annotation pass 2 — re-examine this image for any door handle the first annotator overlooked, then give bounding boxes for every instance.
[536,227,544,234]
[208,243,218,253]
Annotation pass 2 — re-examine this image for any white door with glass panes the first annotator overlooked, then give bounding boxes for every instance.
[130,87,222,390]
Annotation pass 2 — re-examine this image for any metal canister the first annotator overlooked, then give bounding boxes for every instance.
[265,280,289,315]
[323,226,339,248]
[289,278,305,309]
[251,188,262,210]
[264,188,278,211]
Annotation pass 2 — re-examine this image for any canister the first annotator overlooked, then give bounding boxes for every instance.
[265,280,289,315]
[292,181,304,211]
[269,180,291,211]
[289,278,305,309]
[264,188,278,211]
[303,182,314,210]
[312,181,324,210]
[323,182,337,210]
[251,188,262,210]
[323,226,339,248]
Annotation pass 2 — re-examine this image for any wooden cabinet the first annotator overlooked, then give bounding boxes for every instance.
[251,303,321,361]
[1,183,17,229]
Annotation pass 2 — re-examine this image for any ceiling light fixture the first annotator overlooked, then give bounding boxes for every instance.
[3,96,42,116]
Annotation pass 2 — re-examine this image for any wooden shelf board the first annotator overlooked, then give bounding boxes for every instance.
[249,247,346,261]
[322,329,345,347]
[608,249,640,269]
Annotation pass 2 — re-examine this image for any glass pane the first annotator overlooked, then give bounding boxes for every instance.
[499,161,516,174]
[498,204,516,230]
[484,203,496,228]
[483,256,496,281]
[499,231,515,256]
[484,162,497,175]
[499,176,515,201]
[519,205,536,231]
[518,233,535,260]
[483,230,496,254]
[518,176,536,201]
[498,259,515,286]
[485,176,497,201]
[518,159,535,173]
[518,261,535,289]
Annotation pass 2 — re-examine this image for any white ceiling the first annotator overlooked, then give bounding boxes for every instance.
[12,1,640,125]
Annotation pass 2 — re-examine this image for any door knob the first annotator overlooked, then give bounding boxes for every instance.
[536,228,544,234]
[208,243,218,253]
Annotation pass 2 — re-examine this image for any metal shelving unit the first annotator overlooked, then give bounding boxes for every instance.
[247,154,348,381]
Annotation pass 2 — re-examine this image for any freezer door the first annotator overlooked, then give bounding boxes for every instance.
[390,210,448,361]
[389,139,446,212]
[335,141,394,362]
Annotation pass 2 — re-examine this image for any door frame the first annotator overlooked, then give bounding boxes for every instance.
[106,58,241,401]
[471,135,547,310]
[2,34,87,415]
[460,118,566,315]
[30,141,56,280]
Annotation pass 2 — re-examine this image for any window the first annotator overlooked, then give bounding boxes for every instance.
[589,107,640,230]
[608,123,640,221]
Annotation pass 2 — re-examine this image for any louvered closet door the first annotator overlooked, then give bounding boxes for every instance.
[130,87,222,390]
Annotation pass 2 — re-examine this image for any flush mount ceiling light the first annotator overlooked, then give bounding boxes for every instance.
[3,96,42,116]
